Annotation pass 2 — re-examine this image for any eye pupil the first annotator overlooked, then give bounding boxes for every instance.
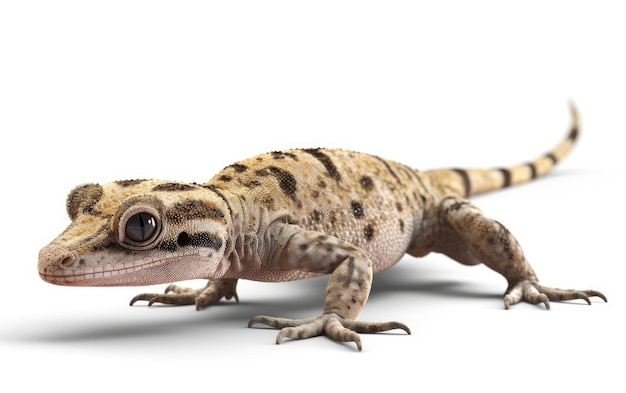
[125,212,157,242]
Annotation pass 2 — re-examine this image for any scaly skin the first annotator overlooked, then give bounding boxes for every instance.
[38,105,606,350]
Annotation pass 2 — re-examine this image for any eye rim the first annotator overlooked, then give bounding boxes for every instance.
[117,204,162,249]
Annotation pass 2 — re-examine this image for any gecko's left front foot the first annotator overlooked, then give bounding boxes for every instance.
[248,313,410,351]
[504,280,607,310]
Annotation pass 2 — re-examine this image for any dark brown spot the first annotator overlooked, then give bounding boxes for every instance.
[312,210,323,222]
[228,164,248,173]
[271,151,299,160]
[243,180,261,188]
[115,179,146,187]
[152,183,198,192]
[364,225,374,241]
[399,219,405,232]
[218,175,232,182]
[255,166,297,200]
[166,200,226,223]
[302,148,341,181]
[351,201,364,218]
[299,243,310,252]
[395,202,403,212]
[177,232,190,246]
[360,176,374,191]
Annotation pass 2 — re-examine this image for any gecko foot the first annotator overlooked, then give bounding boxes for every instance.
[129,279,239,310]
[248,313,410,351]
[504,280,607,310]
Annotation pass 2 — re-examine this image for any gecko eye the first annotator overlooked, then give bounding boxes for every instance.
[117,204,162,248]
[125,213,158,242]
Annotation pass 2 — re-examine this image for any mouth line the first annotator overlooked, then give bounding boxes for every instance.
[39,259,165,285]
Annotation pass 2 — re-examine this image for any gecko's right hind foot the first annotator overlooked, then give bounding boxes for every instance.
[504,280,607,310]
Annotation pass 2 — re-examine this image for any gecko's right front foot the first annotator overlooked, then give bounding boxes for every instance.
[248,312,410,351]
[130,278,239,310]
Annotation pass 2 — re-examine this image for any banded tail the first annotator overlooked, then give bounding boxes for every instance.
[427,104,579,198]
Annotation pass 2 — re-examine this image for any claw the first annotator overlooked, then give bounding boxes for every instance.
[129,293,161,306]
[590,290,608,303]
[578,292,591,306]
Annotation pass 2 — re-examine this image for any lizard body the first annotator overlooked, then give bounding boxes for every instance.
[38,106,606,350]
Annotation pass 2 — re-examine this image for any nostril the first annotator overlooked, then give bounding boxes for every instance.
[38,245,77,271]
[60,256,75,267]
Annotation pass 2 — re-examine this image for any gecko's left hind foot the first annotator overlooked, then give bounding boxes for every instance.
[248,312,410,351]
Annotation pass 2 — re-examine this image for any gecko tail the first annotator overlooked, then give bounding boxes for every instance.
[426,103,579,198]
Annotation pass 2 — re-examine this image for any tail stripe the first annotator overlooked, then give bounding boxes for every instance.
[498,168,512,188]
[452,168,471,197]
[525,162,538,179]
[545,152,558,165]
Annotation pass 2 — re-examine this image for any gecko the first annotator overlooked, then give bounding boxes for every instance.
[38,105,606,351]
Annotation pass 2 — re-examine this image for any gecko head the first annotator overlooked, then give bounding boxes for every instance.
[38,180,230,287]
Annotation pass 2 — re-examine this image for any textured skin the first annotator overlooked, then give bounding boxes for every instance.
[39,106,606,350]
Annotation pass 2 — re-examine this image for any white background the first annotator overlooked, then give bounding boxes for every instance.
[1,1,624,392]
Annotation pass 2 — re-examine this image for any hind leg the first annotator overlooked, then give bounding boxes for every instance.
[433,196,606,308]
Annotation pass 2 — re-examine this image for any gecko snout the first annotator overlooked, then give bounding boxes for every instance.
[38,245,79,281]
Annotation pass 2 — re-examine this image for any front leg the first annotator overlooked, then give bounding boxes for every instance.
[435,196,607,309]
[249,223,409,351]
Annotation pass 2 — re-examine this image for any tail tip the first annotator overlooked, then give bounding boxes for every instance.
[567,101,579,141]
